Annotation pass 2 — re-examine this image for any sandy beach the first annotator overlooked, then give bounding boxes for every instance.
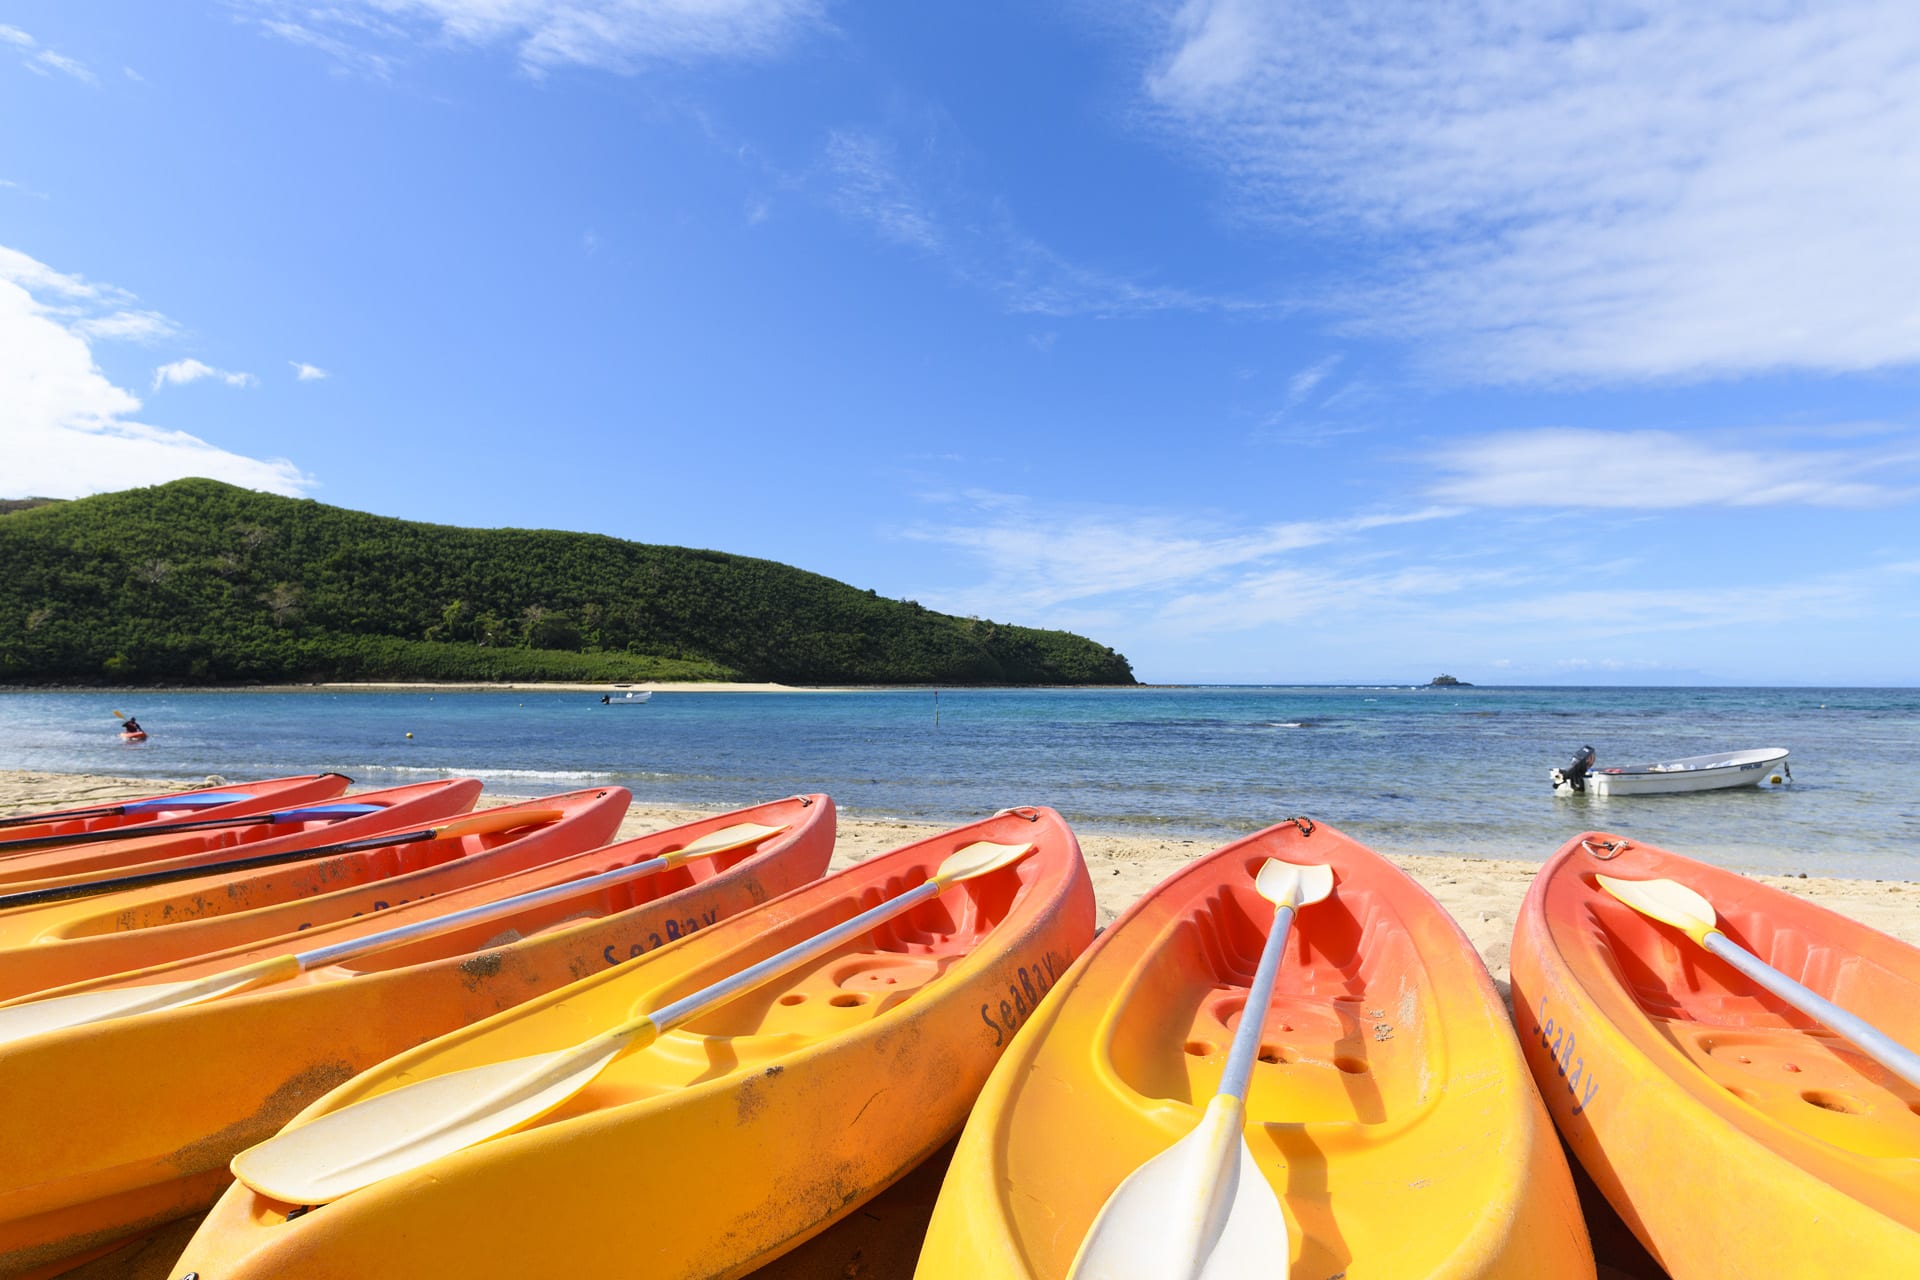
[6,768,1917,992]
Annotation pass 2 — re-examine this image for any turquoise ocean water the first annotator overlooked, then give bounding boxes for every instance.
[2,686,1916,879]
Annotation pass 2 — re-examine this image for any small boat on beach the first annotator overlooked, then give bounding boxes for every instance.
[1511,831,1920,1277]
[0,796,833,1275]
[600,690,651,704]
[916,816,1592,1279]
[1551,746,1790,796]
[178,806,1096,1279]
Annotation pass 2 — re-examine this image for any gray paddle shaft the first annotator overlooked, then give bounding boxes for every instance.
[294,852,674,970]
[1218,904,1296,1103]
[648,878,943,1033]
[1703,930,1920,1090]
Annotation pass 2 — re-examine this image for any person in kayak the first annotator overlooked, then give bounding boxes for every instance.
[121,717,142,734]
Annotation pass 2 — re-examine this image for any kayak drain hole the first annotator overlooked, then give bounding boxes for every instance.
[778,994,806,1006]
[829,993,870,1008]
[1185,1040,1217,1057]
[1257,1045,1289,1065]
[1333,1056,1369,1075]
[1801,1090,1863,1115]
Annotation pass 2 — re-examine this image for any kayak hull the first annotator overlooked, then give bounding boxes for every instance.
[917,817,1592,1280]
[0,774,352,878]
[177,806,1096,1279]
[0,788,627,1000]
[0,797,835,1275]
[1510,831,1920,1278]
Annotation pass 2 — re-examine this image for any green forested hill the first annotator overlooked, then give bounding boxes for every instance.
[0,480,1136,687]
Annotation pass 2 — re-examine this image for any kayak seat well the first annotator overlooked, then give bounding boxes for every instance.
[1100,871,1435,1128]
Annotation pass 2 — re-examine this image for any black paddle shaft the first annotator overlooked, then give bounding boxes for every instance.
[0,825,448,912]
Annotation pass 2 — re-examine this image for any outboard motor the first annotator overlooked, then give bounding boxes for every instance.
[1551,745,1597,795]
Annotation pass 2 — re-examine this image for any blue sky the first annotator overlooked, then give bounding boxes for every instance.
[3,2,1918,685]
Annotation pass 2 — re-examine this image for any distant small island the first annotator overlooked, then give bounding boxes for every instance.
[1429,674,1473,687]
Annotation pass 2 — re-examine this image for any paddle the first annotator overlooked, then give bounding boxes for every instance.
[0,803,383,854]
[1598,875,1920,1091]
[0,807,564,913]
[0,792,256,831]
[1065,858,1335,1280]
[231,837,1036,1205]
[0,821,790,1045]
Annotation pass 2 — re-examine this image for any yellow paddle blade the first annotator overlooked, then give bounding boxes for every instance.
[234,1020,658,1205]
[669,822,788,862]
[1068,1094,1289,1280]
[932,840,1034,886]
[0,954,301,1045]
[1597,874,1717,944]
[1254,860,1333,911]
[438,807,564,839]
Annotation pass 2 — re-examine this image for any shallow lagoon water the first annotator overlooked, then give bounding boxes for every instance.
[2,685,1916,879]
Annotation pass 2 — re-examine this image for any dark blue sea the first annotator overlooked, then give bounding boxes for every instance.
[2,686,1916,879]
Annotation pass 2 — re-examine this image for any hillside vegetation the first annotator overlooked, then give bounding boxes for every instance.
[0,480,1135,687]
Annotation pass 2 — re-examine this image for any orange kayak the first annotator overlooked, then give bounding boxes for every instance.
[0,776,480,901]
[0,773,351,868]
[917,817,1593,1279]
[0,788,629,1001]
[177,806,1096,1280]
[1511,831,1920,1278]
[0,796,833,1276]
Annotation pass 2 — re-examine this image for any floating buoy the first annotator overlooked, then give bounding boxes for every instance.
[1770,774,1784,784]
[405,732,414,739]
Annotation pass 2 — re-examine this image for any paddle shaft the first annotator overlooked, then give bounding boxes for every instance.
[1703,929,1920,1090]
[0,811,550,913]
[0,792,252,831]
[0,803,380,854]
[296,844,695,970]
[1218,903,1296,1102]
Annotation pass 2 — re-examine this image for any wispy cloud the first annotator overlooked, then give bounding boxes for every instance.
[1140,1,1920,383]
[2,23,95,84]
[290,360,328,381]
[249,0,827,78]
[76,310,179,343]
[820,127,1259,319]
[1430,428,1920,509]
[0,244,313,498]
[154,359,259,391]
[907,492,1458,615]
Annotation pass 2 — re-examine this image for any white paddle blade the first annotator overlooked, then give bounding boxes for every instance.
[232,1030,640,1205]
[1597,875,1716,943]
[934,840,1034,885]
[0,956,296,1046]
[1254,860,1334,911]
[1068,1095,1289,1280]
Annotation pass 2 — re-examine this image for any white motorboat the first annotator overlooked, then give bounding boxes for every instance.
[1551,746,1790,796]
[599,690,652,705]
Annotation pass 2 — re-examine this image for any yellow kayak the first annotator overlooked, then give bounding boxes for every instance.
[177,806,1096,1279]
[0,796,833,1277]
[916,817,1592,1279]
[1512,831,1920,1277]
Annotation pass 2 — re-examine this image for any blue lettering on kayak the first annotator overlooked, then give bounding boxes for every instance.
[1531,995,1600,1117]
[599,909,721,967]
[979,950,1068,1048]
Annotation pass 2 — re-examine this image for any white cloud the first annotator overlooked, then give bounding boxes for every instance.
[1142,2,1920,382]
[153,359,259,391]
[819,128,1256,319]
[1,23,95,84]
[908,492,1457,614]
[1430,428,1918,509]
[254,0,826,77]
[75,310,179,343]
[290,361,329,381]
[0,251,313,498]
